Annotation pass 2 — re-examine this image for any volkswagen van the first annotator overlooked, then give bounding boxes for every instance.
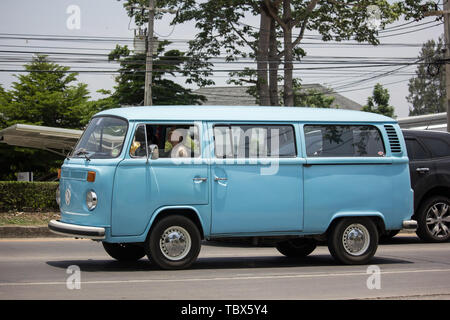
[49,106,417,269]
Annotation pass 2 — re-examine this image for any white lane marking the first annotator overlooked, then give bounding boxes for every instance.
[1,268,450,287]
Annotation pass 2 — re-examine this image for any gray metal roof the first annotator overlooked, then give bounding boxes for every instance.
[193,84,363,111]
[397,112,447,132]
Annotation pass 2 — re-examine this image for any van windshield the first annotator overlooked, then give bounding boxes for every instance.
[71,116,128,159]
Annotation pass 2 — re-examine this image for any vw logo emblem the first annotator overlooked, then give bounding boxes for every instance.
[65,188,71,206]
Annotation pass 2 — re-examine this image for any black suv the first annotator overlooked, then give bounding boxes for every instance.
[402,129,450,242]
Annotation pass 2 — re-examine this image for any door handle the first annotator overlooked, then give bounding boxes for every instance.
[416,168,430,173]
[214,177,228,181]
[193,177,207,183]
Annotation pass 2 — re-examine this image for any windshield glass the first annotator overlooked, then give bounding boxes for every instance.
[71,116,128,159]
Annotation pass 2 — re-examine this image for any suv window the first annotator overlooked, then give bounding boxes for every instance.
[213,124,297,158]
[304,125,385,157]
[420,137,450,158]
[405,138,430,160]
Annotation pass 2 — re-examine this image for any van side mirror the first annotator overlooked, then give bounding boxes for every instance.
[149,144,159,160]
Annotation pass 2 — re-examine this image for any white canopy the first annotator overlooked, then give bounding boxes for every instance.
[0,124,82,156]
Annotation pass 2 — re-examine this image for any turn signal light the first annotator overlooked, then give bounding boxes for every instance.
[87,171,96,182]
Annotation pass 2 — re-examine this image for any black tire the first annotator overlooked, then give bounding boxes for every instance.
[102,242,146,261]
[379,230,400,242]
[327,217,379,265]
[146,215,201,270]
[276,238,317,258]
[416,196,450,243]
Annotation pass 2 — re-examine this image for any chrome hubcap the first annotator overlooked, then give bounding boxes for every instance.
[159,226,191,261]
[426,203,450,239]
[342,224,370,256]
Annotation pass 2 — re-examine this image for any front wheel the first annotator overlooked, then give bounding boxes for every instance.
[146,215,201,270]
[102,242,146,261]
[327,218,379,265]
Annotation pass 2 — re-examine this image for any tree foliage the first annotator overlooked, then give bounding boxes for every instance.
[0,55,90,129]
[407,36,446,116]
[294,87,336,109]
[0,56,94,180]
[119,0,438,106]
[108,42,206,106]
[362,83,395,118]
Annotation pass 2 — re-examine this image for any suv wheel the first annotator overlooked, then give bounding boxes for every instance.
[416,196,450,243]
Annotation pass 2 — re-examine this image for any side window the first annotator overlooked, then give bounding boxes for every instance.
[213,124,297,158]
[213,126,234,158]
[405,138,430,161]
[304,125,385,157]
[420,137,450,158]
[130,124,200,158]
[130,125,148,158]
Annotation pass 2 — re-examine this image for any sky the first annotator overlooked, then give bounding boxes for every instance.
[0,0,444,118]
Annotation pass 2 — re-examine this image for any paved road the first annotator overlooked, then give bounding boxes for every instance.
[0,236,449,300]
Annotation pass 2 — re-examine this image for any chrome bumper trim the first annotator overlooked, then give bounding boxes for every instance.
[48,220,105,240]
[402,220,418,230]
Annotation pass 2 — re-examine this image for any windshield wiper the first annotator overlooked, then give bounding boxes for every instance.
[73,149,92,161]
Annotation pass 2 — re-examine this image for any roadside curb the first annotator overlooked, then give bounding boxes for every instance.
[0,225,59,238]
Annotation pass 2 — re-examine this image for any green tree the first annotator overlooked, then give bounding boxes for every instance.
[75,90,120,127]
[362,83,395,118]
[294,90,335,109]
[0,55,89,129]
[120,0,437,106]
[407,36,446,116]
[0,55,92,180]
[108,43,205,106]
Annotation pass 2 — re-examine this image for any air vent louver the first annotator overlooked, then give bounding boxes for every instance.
[384,125,402,153]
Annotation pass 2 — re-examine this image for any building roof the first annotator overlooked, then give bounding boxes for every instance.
[193,84,363,111]
[98,105,395,123]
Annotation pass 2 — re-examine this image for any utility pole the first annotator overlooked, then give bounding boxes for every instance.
[445,0,450,132]
[425,5,450,132]
[144,0,155,106]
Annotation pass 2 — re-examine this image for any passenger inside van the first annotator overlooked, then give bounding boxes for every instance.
[165,128,191,158]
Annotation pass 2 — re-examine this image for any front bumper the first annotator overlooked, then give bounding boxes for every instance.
[402,220,418,230]
[48,220,105,240]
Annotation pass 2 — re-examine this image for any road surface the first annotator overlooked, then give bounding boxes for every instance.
[0,236,449,300]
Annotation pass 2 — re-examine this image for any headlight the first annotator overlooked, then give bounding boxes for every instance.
[56,186,60,206]
[86,190,98,211]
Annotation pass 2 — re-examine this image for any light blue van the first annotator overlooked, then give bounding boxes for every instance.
[49,106,417,269]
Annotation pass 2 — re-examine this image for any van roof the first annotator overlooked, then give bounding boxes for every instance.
[96,105,396,123]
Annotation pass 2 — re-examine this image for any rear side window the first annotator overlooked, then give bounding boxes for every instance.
[213,124,297,158]
[304,125,385,157]
[405,138,430,160]
[420,137,450,158]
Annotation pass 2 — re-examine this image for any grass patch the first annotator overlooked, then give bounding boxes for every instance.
[0,212,60,226]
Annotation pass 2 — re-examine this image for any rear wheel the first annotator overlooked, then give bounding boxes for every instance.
[102,242,146,261]
[379,230,400,242]
[146,215,201,270]
[276,238,317,258]
[416,196,450,243]
[327,218,379,265]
